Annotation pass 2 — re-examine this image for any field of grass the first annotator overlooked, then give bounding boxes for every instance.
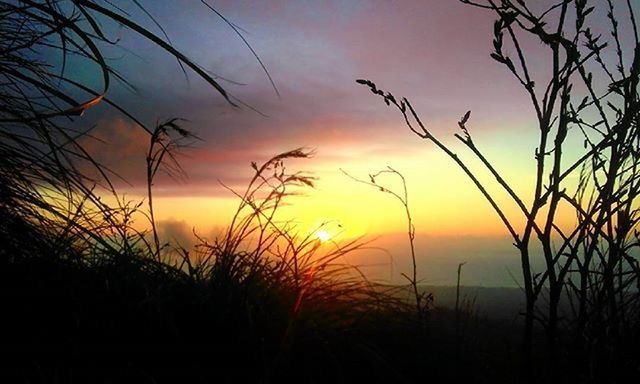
[0,200,519,383]
[0,147,520,382]
[0,149,637,383]
[0,161,629,383]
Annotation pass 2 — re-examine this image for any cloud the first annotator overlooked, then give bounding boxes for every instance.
[68,0,564,201]
[156,218,198,250]
[76,117,149,186]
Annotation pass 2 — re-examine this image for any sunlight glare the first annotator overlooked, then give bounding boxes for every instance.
[315,230,332,242]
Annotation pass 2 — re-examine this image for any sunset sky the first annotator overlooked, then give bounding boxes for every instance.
[73,1,635,287]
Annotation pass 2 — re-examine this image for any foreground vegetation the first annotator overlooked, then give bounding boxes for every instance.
[0,162,530,383]
[1,0,639,383]
[359,0,640,381]
[0,148,520,383]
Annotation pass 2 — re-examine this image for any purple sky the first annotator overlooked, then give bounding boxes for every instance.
[82,0,541,194]
[71,0,638,286]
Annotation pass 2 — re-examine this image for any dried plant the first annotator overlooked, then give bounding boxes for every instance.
[342,166,432,325]
[359,0,640,381]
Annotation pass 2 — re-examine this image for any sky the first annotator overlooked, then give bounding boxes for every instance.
[68,0,637,286]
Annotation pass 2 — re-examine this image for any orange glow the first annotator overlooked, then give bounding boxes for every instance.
[110,127,581,248]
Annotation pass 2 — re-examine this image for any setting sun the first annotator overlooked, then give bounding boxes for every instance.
[315,230,332,243]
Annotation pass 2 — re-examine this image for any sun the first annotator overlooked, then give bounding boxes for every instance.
[315,230,332,243]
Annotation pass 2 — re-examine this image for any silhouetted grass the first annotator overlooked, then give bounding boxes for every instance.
[0,145,531,383]
[0,2,428,381]
[3,1,638,383]
[0,147,411,382]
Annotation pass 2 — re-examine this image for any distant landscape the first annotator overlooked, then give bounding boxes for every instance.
[422,285,524,319]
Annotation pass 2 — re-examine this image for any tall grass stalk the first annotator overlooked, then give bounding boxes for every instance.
[342,166,430,325]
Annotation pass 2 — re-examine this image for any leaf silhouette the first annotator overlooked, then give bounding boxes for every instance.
[460,110,471,125]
